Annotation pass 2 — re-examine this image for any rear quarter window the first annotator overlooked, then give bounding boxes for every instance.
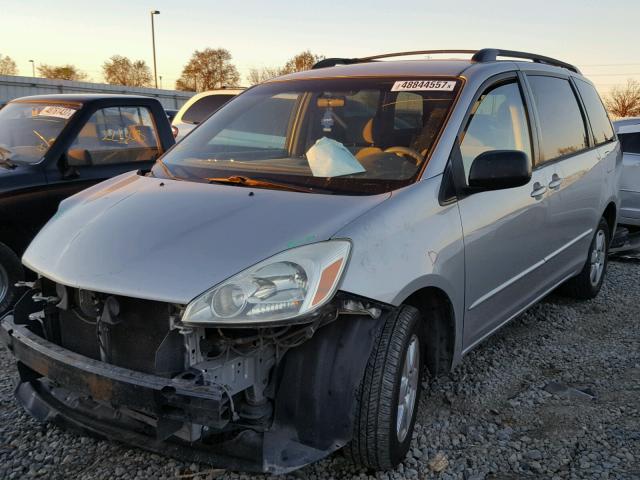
[527,75,588,163]
[575,79,615,145]
[618,132,640,154]
[182,94,235,124]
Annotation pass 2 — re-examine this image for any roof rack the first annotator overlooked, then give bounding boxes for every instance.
[471,49,580,73]
[312,48,581,74]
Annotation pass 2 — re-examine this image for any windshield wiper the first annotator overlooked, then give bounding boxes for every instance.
[207,175,320,193]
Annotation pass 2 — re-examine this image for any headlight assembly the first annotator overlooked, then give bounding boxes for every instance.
[182,241,351,325]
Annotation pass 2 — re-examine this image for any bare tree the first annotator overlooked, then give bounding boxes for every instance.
[102,55,152,87]
[0,54,18,76]
[247,66,280,85]
[175,48,240,92]
[605,79,640,118]
[279,50,324,75]
[246,51,324,85]
[38,64,87,81]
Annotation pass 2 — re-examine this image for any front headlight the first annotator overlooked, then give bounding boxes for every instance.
[182,241,351,325]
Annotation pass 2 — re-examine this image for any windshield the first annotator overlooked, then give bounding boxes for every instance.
[155,77,461,194]
[0,102,78,164]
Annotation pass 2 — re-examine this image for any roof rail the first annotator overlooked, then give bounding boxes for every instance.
[312,50,476,69]
[312,49,580,74]
[312,58,361,69]
[471,49,581,73]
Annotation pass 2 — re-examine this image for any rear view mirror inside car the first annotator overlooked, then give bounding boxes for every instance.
[317,97,345,108]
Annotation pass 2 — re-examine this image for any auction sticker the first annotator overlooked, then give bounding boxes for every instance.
[391,80,457,92]
[37,106,77,120]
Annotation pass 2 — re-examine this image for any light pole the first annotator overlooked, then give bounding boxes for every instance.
[159,75,163,89]
[29,60,35,77]
[150,10,160,89]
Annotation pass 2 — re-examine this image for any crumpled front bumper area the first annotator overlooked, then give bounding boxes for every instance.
[1,310,384,473]
[0,315,267,471]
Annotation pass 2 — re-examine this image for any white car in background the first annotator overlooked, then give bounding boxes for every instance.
[611,118,640,252]
[613,119,640,227]
[172,88,244,139]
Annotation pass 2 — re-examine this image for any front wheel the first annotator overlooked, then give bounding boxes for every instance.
[560,217,610,299]
[348,306,424,470]
[0,242,24,315]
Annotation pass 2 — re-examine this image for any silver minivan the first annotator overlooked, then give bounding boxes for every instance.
[1,49,621,473]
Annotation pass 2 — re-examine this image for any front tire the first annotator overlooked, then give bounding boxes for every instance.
[348,306,424,470]
[0,242,23,315]
[560,217,610,299]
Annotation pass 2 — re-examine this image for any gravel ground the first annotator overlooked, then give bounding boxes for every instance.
[1,259,639,480]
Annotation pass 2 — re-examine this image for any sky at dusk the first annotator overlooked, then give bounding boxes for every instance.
[1,0,638,92]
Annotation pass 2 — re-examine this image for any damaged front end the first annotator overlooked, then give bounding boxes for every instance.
[0,277,387,473]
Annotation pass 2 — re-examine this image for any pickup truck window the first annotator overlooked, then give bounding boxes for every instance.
[68,106,161,166]
[0,102,78,164]
[460,81,532,177]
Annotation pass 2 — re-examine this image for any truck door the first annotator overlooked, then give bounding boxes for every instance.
[45,105,163,206]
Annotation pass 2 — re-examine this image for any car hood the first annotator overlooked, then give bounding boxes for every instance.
[23,172,388,304]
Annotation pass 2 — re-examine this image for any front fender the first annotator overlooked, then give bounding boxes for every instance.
[266,313,385,471]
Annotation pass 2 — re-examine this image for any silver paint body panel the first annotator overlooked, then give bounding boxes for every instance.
[23,172,388,304]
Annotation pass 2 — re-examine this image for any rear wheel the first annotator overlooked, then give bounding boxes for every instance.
[560,217,610,299]
[348,306,424,470]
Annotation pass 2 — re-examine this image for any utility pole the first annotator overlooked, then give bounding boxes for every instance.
[150,10,160,88]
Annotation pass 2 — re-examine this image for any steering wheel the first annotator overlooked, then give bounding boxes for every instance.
[384,146,424,166]
[33,129,53,151]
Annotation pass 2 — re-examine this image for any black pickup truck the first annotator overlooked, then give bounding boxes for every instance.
[0,94,175,312]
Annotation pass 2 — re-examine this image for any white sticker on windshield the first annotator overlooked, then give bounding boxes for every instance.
[391,80,457,92]
[37,106,77,119]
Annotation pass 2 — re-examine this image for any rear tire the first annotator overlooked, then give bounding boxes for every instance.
[347,306,424,470]
[560,217,609,299]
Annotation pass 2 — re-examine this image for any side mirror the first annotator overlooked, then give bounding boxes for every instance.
[468,150,531,191]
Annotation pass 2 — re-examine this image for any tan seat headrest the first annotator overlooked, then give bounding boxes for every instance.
[362,118,375,145]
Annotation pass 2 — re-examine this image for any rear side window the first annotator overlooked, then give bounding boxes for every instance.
[182,94,235,124]
[528,76,588,163]
[67,106,160,167]
[619,133,640,154]
[575,79,615,145]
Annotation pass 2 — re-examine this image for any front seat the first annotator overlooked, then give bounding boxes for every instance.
[355,117,384,160]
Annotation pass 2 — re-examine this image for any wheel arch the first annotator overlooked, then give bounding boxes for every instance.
[401,286,457,376]
[602,201,617,238]
[0,221,32,256]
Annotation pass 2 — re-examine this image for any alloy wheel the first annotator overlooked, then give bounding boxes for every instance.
[590,229,606,287]
[396,334,420,443]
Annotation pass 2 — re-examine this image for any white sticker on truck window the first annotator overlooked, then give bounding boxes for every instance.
[37,106,77,119]
[391,80,457,92]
